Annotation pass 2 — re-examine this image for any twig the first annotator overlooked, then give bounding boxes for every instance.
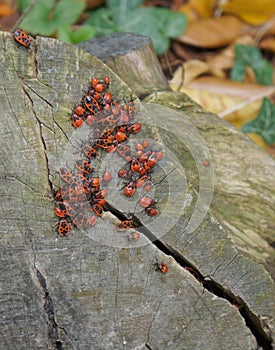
[11,0,38,32]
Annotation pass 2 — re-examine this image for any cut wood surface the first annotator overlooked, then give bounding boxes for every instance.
[0,30,274,350]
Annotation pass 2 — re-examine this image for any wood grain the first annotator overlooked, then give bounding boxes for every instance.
[0,31,274,350]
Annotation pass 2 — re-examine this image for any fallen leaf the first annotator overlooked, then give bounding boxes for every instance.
[0,2,16,16]
[221,0,275,25]
[177,15,247,48]
[245,133,274,152]
[169,35,267,86]
[259,36,275,52]
[170,60,210,86]
[242,98,275,145]
[178,0,216,21]
[169,75,275,151]
[170,75,275,123]
[206,36,254,75]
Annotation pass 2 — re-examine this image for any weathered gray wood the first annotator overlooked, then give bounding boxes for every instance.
[143,91,275,278]
[80,34,275,280]
[1,30,274,350]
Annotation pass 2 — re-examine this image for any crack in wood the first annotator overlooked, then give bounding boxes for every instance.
[53,119,71,143]
[32,39,39,79]
[22,85,54,194]
[23,83,54,109]
[145,300,161,348]
[2,175,52,199]
[27,229,64,349]
[35,267,63,350]
[103,202,273,350]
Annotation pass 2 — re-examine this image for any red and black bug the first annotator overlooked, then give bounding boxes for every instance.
[59,167,74,185]
[126,123,142,134]
[118,169,132,180]
[53,188,65,202]
[115,131,127,143]
[145,207,158,216]
[56,218,71,237]
[154,262,168,274]
[13,29,30,48]
[73,105,86,117]
[139,197,156,208]
[124,181,136,197]
[75,159,93,174]
[135,175,149,188]
[82,143,98,159]
[71,114,83,128]
[93,197,106,206]
[94,138,114,149]
[94,189,108,199]
[83,95,101,113]
[128,231,140,241]
[89,177,100,187]
[130,158,141,172]
[116,219,135,231]
[92,203,104,216]
[102,171,112,183]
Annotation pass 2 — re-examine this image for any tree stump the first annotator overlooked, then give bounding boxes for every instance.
[1,31,274,350]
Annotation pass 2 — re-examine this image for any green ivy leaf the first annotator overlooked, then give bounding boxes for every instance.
[230,59,246,82]
[253,60,273,86]
[231,44,273,85]
[57,25,96,44]
[86,1,186,54]
[20,0,86,36]
[152,7,187,38]
[85,8,118,36]
[242,98,275,145]
[106,0,144,25]
[16,0,33,13]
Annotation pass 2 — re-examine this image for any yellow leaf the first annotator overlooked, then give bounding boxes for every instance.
[246,133,272,151]
[169,60,210,86]
[178,0,216,21]
[221,0,275,24]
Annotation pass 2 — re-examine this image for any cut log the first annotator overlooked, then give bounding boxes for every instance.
[78,32,169,97]
[0,30,274,350]
[80,32,275,280]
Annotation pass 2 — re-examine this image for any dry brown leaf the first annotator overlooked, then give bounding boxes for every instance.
[206,36,254,74]
[170,36,255,86]
[220,0,275,25]
[178,0,216,21]
[259,36,275,52]
[170,60,210,86]
[185,76,275,100]
[177,15,247,48]
[0,2,16,17]
[169,76,275,152]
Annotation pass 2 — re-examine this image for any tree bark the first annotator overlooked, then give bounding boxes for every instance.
[0,31,274,350]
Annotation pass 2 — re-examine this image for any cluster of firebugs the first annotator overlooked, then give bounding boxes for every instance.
[53,75,164,237]
[13,29,168,274]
